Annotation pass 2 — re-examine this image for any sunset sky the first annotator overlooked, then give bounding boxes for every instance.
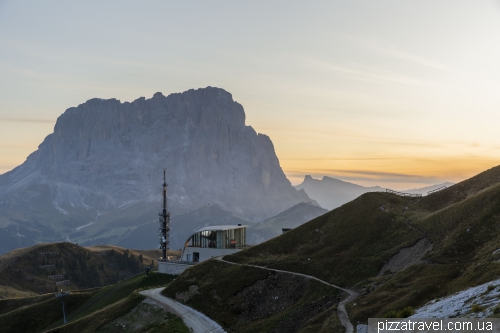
[1,1,500,190]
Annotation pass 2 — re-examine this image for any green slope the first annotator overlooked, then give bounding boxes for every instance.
[162,259,343,332]
[0,272,178,333]
[165,165,500,327]
[0,242,147,296]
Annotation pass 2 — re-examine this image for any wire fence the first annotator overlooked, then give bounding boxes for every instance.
[385,189,422,198]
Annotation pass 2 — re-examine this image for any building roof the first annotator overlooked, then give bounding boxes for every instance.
[195,225,248,232]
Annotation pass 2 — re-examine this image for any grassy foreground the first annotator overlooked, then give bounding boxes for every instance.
[218,165,500,323]
[0,272,181,333]
[162,259,343,332]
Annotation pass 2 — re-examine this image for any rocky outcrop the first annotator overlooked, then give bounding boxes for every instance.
[0,87,310,222]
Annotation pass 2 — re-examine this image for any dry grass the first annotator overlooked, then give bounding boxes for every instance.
[163,259,341,333]
[218,165,500,324]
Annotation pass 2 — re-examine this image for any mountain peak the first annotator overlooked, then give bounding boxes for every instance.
[0,87,311,253]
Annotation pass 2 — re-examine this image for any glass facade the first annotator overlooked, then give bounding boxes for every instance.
[188,227,246,249]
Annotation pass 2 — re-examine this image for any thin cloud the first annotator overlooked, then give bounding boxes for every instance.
[331,169,426,179]
[0,117,54,124]
[337,34,461,74]
[305,58,434,87]
[282,157,402,161]
[259,126,440,148]
[0,144,35,149]
[286,168,441,183]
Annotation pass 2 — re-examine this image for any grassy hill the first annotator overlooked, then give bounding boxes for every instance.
[163,165,500,327]
[162,259,343,332]
[0,242,179,297]
[0,271,180,333]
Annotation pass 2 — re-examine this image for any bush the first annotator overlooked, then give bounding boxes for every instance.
[383,306,415,318]
[383,309,399,318]
[471,304,485,313]
[493,304,500,314]
[399,306,415,318]
[487,285,496,292]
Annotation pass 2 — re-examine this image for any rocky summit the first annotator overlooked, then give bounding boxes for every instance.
[0,87,310,251]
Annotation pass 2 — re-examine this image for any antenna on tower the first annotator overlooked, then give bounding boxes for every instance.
[159,169,171,261]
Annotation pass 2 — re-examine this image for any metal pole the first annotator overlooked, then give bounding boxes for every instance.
[62,299,67,324]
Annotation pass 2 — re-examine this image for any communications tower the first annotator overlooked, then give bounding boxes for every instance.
[159,170,171,260]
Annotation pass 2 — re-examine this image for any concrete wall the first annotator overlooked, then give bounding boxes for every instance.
[158,262,194,275]
[182,247,241,262]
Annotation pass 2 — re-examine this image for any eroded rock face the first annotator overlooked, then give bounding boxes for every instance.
[0,87,310,221]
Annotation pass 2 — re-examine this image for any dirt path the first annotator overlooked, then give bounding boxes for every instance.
[139,287,226,333]
[217,257,358,333]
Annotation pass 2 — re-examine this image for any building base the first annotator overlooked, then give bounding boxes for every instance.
[158,261,195,275]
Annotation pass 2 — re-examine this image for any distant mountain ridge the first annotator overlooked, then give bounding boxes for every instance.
[295,175,384,210]
[403,182,455,194]
[295,175,454,210]
[248,202,328,244]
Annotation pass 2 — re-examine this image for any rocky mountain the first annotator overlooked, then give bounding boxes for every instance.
[0,87,311,253]
[295,175,384,210]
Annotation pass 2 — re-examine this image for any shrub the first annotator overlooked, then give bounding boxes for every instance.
[383,309,399,318]
[471,304,485,313]
[383,306,415,318]
[487,285,496,292]
[399,306,415,318]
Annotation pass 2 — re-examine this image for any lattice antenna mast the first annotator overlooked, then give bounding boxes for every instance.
[159,169,171,260]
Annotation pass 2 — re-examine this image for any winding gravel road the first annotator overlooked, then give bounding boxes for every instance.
[217,257,359,333]
[139,287,226,333]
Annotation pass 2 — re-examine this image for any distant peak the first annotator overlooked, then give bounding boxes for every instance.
[153,92,164,98]
[304,175,314,181]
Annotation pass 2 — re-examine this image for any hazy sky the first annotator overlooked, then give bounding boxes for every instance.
[1,1,500,190]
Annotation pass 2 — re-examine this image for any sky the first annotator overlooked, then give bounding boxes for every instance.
[1,1,500,190]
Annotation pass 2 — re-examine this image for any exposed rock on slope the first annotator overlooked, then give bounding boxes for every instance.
[0,87,310,251]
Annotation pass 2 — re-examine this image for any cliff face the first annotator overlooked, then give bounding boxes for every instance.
[0,87,310,221]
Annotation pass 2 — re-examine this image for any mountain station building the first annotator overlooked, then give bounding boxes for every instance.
[158,224,247,275]
[181,224,247,262]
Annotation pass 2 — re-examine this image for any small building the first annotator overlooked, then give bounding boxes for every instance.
[39,264,56,269]
[55,280,71,286]
[181,224,247,263]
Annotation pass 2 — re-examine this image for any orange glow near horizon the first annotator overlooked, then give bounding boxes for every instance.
[2,2,500,192]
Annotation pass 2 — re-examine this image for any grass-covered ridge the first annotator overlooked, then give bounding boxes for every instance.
[0,268,177,333]
[226,192,422,287]
[162,259,343,332]
[184,165,500,324]
[0,242,151,296]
